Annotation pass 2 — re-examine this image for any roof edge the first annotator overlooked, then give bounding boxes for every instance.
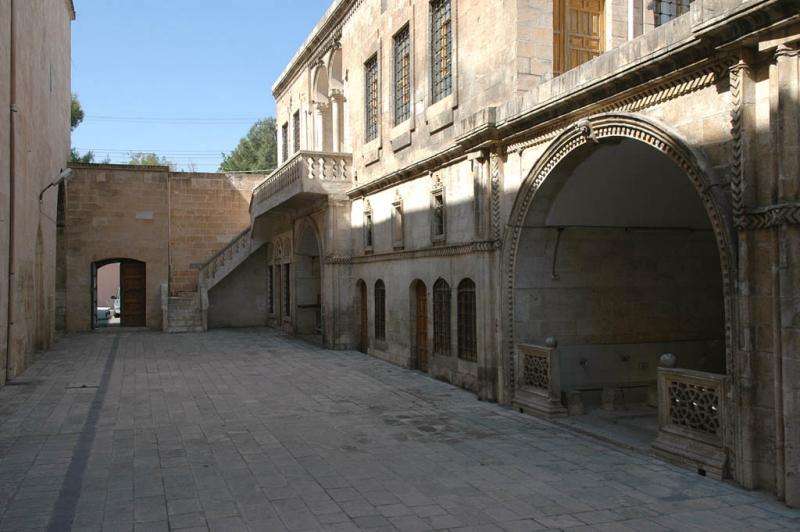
[271,0,355,98]
[66,0,76,20]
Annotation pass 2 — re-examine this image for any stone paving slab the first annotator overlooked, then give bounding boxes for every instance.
[0,329,797,531]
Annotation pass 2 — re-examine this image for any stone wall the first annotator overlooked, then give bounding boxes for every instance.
[0,0,73,382]
[207,246,268,329]
[62,165,263,331]
[63,166,170,332]
[169,172,262,294]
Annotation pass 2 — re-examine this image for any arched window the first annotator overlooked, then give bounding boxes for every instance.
[375,280,386,341]
[433,279,451,356]
[457,279,476,361]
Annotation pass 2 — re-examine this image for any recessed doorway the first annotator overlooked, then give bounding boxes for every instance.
[92,259,146,328]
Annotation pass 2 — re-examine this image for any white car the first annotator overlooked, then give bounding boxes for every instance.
[96,307,111,325]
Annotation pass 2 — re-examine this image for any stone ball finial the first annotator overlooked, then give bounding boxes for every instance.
[659,353,677,368]
[545,336,558,348]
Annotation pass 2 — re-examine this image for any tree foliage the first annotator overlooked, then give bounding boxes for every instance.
[219,118,278,173]
[128,152,175,170]
[71,93,85,131]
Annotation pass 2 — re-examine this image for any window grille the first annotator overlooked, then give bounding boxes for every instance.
[457,278,476,362]
[281,122,289,162]
[393,25,411,125]
[268,265,274,314]
[283,263,291,316]
[655,0,692,26]
[430,0,452,103]
[365,55,379,142]
[293,110,301,153]
[433,279,451,356]
[432,192,445,240]
[364,211,374,249]
[375,280,386,341]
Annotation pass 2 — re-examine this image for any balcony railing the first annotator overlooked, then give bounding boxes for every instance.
[513,343,567,417]
[251,151,353,215]
[652,367,729,478]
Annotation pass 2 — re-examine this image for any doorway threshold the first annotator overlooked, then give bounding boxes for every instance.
[551,405,658,454]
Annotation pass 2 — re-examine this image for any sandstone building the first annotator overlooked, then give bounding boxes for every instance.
[0,0,74,382]
[198,0,800,506]
[57,0,800,508]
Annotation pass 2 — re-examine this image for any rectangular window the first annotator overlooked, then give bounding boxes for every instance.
[430,0,452,103]
[431,191,446,241]
[281,122,289,161]
[293,110,301,153]
[393,25,411,125]
[283,263,291,316]
[364,212,374,250]
[375,280,386,341]
[655,0,692,26]
[457,279,477,362]
[392,199,404,249]
[268,265,274,314]
[433,280,451,356]
[365,55,380,142]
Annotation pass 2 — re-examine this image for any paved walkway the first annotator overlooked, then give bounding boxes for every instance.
[0,329,797,532]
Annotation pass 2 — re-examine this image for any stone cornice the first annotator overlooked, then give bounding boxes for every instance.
[272,0,363,98]
[326,240,500,265]
[66,0,76,20]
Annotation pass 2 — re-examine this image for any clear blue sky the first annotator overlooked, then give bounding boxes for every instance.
[71,0,332,172]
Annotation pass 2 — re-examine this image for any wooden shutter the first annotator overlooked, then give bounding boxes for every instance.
[554,0,604,76]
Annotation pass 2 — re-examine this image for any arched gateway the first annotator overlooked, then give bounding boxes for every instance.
[502,113,739,479]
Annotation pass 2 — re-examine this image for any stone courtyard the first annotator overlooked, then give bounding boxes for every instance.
[0,330,797,532]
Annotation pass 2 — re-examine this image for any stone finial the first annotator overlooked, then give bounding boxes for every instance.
[660,353,677,368]
[545,336,558,348]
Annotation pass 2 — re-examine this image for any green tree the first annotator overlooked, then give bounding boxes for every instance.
[128,152,175,170]
[70,147,94,163]
[71,93,85,131]
[219,118,278,172]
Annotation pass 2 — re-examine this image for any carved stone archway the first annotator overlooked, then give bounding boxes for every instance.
[500,112,740,477]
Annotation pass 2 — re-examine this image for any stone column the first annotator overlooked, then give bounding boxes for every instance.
[330,92,342,153]
[774,43,800,509]
[313,102,326,152]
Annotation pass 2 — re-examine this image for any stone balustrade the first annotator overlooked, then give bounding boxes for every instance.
[251,151,353,212]
[652,367,729,478]
[199,229,251,289]
[512,343,566,417]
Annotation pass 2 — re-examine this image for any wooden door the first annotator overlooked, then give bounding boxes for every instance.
[120,261,146,327]
[359,283,368,353]
[415,283,428,372]
[554,0,604,76]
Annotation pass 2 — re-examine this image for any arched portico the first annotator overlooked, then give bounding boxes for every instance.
[502,113,739,479]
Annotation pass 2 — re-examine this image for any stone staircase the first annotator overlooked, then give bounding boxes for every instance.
[166,292,204,333]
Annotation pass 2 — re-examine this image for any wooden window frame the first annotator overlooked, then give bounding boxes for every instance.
[293,110,301,153]
[281,121,289,162]
[457,278,477,362]
[553,0,605,77]
[430,0,453,104]
[433,278,451,357]
[393,24,412,126]
[375,280,386,342]
[365,54,380,143]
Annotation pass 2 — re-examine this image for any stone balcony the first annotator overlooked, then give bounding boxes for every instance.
[250,150,353,225]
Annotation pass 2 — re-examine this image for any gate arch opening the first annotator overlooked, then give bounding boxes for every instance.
[504,114,733,455]
[92,258,146,328]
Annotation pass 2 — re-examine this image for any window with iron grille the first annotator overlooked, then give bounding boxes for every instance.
[393,24,411,125]
[433,279,451,356]
[283,263,291,316]
[655,0,692,26]
[281,122,289,162]
[364,211,374,250]
[375,280,386,341]
[431,191,446,241]
[293,110,301,153]
[268,265,274,314]
[457,278,476,361]
[430,0,452,103]
[365,55,379,142]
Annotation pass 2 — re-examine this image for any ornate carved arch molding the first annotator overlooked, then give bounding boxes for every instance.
[501,112,737,402]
